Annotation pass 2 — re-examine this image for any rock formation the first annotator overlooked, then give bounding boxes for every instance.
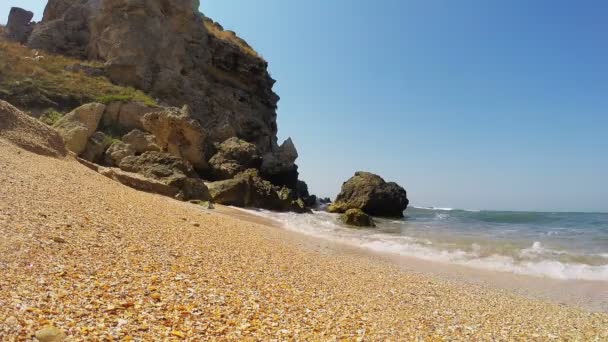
[2,0,314,212]
[329,172,409,218]
[5,7,34,44]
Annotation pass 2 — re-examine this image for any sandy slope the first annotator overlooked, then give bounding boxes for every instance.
[1,139,607,340]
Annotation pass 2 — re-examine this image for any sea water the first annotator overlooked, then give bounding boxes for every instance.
[239,206,608,281]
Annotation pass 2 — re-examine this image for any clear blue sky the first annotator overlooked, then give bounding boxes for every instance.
[2,1,607,212]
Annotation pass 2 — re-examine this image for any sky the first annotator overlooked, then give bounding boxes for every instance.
[1,1,607,212]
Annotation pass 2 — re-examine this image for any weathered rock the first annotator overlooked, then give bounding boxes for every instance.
[341,209,375,228]
[81,131,109,163]
[53,103,105,155]
[206,177,250,207]
[100,101,161,134]
[206,169,308,212]
[65,63,105,77]
[209,137,261,180]
[34,325,66,342]
[6,7,34,44]
[118,151,209,201]
[0,100,67,158]
[142,106,208,172]
[122,129,160,154]
[328,172,409,218]
[29,0,287,158]
[27,0,92,58]
[99,167,179,198]
[261,138,299,189]
[104,141,135,166]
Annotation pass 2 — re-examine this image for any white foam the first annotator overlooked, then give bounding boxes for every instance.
[238,208,608,282]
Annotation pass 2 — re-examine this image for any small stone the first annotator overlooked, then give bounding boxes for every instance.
[192,222,201,227]
[35,326,66,342]
[51,237,67,243]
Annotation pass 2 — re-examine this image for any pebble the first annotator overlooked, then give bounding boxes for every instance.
[35,326,66,342]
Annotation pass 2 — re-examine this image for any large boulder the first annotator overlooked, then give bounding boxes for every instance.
[53,103,105,154]
[5,7,34,44]
[0,100,67,158]
[118,151,210,201]
[100,101,161,134]
[142,106,208,172]
[328,172,409,218]
[341,209,375,228]
[206,169,307,212]
[209,137,261,180]
[99,167,180,198]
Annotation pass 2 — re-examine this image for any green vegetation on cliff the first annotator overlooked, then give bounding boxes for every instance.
[0,39,156,113]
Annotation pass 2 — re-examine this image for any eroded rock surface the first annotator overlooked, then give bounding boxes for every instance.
[5,7,34,44]
[53,103,105,154]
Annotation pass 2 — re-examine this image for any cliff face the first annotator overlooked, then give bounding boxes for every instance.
[25,0,297,187]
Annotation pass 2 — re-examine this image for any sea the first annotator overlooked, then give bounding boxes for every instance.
[240,206,608,282]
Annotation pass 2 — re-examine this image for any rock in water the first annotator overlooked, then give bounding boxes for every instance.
[329,172,409,218]
[6,7,34,43]
[53,103,106,155]
[341,209,375,227]
[35,325,66,342]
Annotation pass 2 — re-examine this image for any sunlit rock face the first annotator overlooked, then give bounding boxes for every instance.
[27,0,299,188]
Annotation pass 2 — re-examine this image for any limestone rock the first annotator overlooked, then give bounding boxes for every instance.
[99,167,179,198]
[118,151,209,201]
[209,137,261,180]
[328,172,409,218]
[0,100,67,158]
[261,138,299,188]
[142,106,208,172]
[100,101,161,134]
[81,131,109,163]
[206,177,250,207]
[52,103,105,155]
[6,7,34,44]
[34,325,66,342]
[341,209,375,228]
[104,141,135,166]
[122,129,160,154]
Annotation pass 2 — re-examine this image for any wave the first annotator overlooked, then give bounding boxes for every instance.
[237,208,608,282]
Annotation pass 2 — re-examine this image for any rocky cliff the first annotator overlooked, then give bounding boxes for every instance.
[2,0,312,211]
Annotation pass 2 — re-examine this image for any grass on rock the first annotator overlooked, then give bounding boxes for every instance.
[0,39,156,112]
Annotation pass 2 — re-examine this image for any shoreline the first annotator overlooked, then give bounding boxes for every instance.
[219,206,608,313]
[2,143,607,339]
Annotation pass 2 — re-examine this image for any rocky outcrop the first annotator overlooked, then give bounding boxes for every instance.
[341,209,375,228]
[5,7,34,44]
[209,137,261,180]
[0,100,67,158]
[328,172,409,218]
[122,129,160,154]
[99,167,180,198]
[142,106,208,172]
[25,0,301,184]
[261,138,299,189]
[207,169,307,212]
[53,103,105,154]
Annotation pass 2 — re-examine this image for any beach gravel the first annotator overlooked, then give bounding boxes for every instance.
[1,140,607,340]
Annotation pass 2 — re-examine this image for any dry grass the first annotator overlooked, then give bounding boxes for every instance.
[203,18,262,60]
[0,39,155,112]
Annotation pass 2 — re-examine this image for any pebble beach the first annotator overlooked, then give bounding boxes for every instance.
[1,141,607,340]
